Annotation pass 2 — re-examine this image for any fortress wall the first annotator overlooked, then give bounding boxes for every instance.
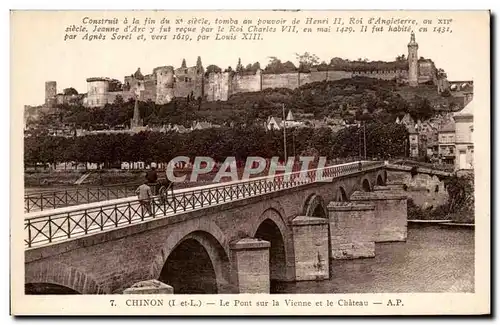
[174,80,198,98]
[106,91,136,104]
[418,76,434,84]
[353,71,400,80]
[194,75,204,98]
[205,73,231,101]
[142,79,156,101]
[232,73,262,94]
[325,70,353,81]
[418,62,436,79]
[298,72,311,86]
[308,71,328,83]
[262,72,300,90]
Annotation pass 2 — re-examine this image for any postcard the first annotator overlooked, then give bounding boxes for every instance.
[11,9,490,315]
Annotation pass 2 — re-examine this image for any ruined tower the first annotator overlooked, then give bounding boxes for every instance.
[45,81,57,107]
[154,66,175,105]
[407,31,419,87]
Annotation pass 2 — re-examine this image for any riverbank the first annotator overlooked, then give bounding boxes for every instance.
[408,220,474,228]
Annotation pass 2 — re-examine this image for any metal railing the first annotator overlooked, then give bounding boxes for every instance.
[24,186,137,213]
[24,160,384,248]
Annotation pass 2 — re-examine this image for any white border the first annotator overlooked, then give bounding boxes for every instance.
[4,1,497,324]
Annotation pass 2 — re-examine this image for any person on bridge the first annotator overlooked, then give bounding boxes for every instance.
[146,167,159,195]
[136,180,153,216]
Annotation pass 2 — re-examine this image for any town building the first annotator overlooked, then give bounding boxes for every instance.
[437,120,456,165]
[453,100,474,170]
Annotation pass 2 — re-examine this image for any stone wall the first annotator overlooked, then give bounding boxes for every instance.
[261,72,300,90]
[205,72,231,101]
[350,190,408,242]
[386,168,448,208]
[352,70,404,81]
[327,202,376,259]
[231,72,261,94]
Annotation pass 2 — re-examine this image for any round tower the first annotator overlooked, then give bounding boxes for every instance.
[45,81,57,107]
[154,66,175,105]
[407,31,419,87]
[86,77,109,108]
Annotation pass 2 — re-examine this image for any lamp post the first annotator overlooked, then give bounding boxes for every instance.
[282,103,287,162]
[363,121,367,159]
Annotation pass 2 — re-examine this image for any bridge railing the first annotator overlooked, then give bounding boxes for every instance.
[24,160,384,248]
[24,185,137,213]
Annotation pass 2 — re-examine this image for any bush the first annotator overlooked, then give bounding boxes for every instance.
[407,174,475,223]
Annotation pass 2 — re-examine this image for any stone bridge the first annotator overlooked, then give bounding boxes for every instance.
[24,161,451,295]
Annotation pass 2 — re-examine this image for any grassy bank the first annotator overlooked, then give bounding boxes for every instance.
[407,199,474,224]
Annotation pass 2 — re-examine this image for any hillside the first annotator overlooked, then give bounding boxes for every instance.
[31,77,466,130]
[207,77,464,124]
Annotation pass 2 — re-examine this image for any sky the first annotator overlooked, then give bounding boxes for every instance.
[11,10,489,106]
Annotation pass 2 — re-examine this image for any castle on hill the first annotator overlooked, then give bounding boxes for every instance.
[43,32,469,109]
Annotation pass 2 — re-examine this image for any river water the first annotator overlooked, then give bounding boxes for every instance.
[273,223,474,294]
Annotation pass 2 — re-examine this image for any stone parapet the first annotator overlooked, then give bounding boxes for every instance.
[291,216,329,281]
[373,185,391,191]
[230,238,270,294]
[327,202,376,259]
[123,279,173,294]
[350,191,408,201]
[350,190,408,242]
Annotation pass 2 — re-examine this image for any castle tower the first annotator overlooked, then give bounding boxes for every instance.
[45,81,57,107]
[86,78,110,108]
[154,66,175,105]
[407,31,419,87]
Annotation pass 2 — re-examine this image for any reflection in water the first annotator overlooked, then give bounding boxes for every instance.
[273,224,474,293]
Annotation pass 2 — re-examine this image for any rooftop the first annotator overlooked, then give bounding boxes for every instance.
[453,100,474,118]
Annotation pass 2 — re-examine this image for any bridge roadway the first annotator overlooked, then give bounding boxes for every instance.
[25,161,384,249]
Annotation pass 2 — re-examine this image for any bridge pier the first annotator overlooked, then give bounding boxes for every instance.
[327,202,376,259]
[230,238,270,294]
[291,216,329,281]
[123,279,173,294]
[350,190,408,242]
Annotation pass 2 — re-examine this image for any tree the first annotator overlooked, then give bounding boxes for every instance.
[444,174,474,223]
[440,89,451,97]
[408,96,433,121]
[396,54,406,61]
[251,62,261,71]
[181,58,187,68]
[236,58,243,72]
[265,56,283,73]
[113,95,124,106]
[205,64,222,74]
[196,56,203,71]
[295,52,320,72]
[63,87,78,96]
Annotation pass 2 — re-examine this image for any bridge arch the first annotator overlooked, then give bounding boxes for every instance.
[303,194,327,218]
[376,174,385,186]
[361,177,372,192]
[336,186,349,202]
[151,220,230,294]
[25,262,103,294]
[250,207,291,285]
